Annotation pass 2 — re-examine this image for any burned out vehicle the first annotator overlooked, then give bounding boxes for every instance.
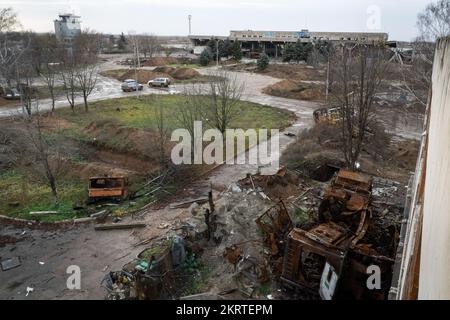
[257,169,396,300]
[313,106,343,125]
[88,176,128,203]
[281,170,393,299]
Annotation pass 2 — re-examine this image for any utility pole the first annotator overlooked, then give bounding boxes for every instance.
[326,54,330,102]
[216,39,219,67]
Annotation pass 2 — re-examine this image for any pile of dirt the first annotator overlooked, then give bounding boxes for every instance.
[153,66,200,80]
[153,66,175,74]
[83,119,165,163]
[171,67,199,80]
[142,57,179,66]
[263,80,325,101]
[258,64,325,81]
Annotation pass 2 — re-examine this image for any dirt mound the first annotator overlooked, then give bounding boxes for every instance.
[83,119,163,162]
[77,162,134,180]
[263,80,325,101]
[258,64,325,81]
[171,67,199,80]
[152,66,199,80]
[142,57,179,66]
[153,66,176,74]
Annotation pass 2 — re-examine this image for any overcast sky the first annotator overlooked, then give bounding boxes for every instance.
[0,0,434,41]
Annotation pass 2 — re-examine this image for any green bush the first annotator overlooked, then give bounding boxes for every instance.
[232,41,243,61]
[199,48,212,66]
[257,53,269,70]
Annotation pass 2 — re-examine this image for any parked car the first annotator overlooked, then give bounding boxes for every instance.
[121,79,143,92]
[148,78,171,87]
[4,88,21,100]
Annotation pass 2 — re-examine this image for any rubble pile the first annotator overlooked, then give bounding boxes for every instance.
[100,164,404,300]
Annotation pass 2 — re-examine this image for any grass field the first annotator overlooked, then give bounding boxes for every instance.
[57,95,293,131]
[0,95,294,221]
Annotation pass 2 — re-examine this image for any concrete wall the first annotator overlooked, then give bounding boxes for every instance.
[419,37,450,299]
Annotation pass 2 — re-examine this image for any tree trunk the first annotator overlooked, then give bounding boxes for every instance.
[50,89,55,114]
[83,91,88,112]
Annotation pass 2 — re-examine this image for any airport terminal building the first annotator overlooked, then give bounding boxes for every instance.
[189,29,388,57]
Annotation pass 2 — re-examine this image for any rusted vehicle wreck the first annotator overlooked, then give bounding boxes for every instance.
[258,169,395,300]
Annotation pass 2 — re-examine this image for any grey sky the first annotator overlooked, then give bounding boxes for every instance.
[0,0,434,41]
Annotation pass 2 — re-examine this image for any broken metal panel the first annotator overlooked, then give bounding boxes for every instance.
[319,262,339,300]
[281,228,346,291]
[333,169,373,194]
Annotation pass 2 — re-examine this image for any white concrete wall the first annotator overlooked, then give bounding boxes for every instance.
[419,37,450,299]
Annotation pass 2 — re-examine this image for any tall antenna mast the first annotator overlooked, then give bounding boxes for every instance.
[188,14,192,35]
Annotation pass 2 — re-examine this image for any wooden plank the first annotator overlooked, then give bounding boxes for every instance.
[94,223,146,231]
[169,197,208,209]
[29,211,58,215]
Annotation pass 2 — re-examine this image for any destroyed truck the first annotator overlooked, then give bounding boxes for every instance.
[88,176,128,203]
[280,169,394,300]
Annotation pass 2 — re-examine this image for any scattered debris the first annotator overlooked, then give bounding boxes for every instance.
[157,222,170,229]
[25,287,34,297]
[90,210,108,219]
[1,257,21,271]
[112,217,122,223]
[284,132,296,137]
[102,239,178,300]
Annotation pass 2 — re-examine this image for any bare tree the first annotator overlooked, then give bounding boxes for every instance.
[164,46,178,58]
[35,34,62,114]
[60,62,77,112]
[417,0,450,42]
[75,63,98,112]
[330,43,388,170]
[73,30,100,111]
[0,8,23,88]
[176,84,205,156]
[25,105,64,201]
[400,40,434,107]
[140,33,160,58]
[0,7,18,31]
[401,1,450,107]
[153,100,170,167]
[204,70,244,135]
[15,45,38,117]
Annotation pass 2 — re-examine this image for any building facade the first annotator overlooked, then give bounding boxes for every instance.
[189,29,388,57]
[54,13,81,45]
